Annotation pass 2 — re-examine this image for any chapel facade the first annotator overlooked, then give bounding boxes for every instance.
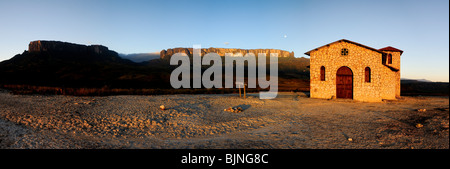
[305,39,403,102]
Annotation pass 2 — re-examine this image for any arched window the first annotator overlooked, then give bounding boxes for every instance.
[320,66,325,81]
[387,54,392,64]
[365,67,371,82]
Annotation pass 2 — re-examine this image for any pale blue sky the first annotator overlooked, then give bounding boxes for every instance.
[0,0,448,82]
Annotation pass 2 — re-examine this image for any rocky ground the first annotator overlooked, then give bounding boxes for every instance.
[0,90,448,149]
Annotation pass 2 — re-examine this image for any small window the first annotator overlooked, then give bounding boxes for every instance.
[382,53,387,64]
[341,48,349,56]
[320,66,325,81]
[365,67,371,82]
[387,54,392,64]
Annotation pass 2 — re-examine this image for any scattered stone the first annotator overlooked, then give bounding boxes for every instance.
[415,123,424,128]
[224,107,243,113]
[0,91,447,149]
[160,105,166,110]
[151,120,157,126]
[442,122,449,129]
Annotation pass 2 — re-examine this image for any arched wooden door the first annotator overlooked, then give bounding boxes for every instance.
[336,66,353,99]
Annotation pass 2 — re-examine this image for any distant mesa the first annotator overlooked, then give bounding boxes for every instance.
[0,40,144,88]
[28,41,296,62]
[29,40,111,55]
[7,40,137,66]
[160,47,295,60]
[400,78,434,83]
[0,40,309,91]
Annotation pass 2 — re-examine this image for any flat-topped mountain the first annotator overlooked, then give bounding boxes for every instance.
[0,40,310,91]
[160,47,295,60]
[29,40,108,54]
[0,41,162,88]
[23,40,133,64]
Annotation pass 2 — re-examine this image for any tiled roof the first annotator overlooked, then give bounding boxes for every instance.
[305,39,404,56]
[304,39,384,56]
[379,46,403,54]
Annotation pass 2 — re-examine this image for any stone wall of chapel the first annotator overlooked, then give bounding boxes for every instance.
[309,41,399,102]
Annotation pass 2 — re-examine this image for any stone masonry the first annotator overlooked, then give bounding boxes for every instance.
[305,39,403,102]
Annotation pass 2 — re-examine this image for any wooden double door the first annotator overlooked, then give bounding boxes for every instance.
[336,66,353,99]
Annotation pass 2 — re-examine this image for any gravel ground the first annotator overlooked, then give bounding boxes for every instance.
[0,90,448,149]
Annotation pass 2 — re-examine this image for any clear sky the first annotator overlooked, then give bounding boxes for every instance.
[0,0,448,82]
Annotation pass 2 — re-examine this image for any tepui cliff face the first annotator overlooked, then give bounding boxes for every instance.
[28,40,111,55]
[18,40,136,65]
[160,47,295,60]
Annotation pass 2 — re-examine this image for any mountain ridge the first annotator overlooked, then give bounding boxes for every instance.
[119,52,160,63]
[0,40,309,90]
